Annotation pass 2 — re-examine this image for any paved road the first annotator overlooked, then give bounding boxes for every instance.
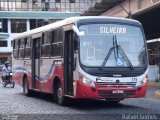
[0,84,160,120]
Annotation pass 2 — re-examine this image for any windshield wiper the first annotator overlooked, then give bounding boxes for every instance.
[114,35,134,70]
[99,37,115,71]
[99,35,134,71]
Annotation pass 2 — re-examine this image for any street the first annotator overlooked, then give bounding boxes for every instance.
[0,83,160,120]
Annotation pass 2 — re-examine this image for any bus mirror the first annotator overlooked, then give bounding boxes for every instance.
[72,25,84,36]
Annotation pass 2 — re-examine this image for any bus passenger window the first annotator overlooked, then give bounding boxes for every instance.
[19,39,25,58]
[13,41,15,49]
[41,32,51,57]
[35,38,40,59]
[51,29,63,57]
[24,38,31,58]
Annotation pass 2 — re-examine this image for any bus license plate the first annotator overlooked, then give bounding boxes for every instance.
[112,90,124,94]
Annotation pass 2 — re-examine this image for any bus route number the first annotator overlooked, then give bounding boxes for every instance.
[132,77,137,82]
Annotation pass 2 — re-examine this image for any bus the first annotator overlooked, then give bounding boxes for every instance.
[12,16,149,105]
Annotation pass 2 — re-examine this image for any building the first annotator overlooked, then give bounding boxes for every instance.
[0,0,98,64]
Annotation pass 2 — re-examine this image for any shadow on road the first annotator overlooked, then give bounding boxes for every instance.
[19,91,143,110]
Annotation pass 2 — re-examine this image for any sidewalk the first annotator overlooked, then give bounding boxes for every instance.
[149,81,160,99]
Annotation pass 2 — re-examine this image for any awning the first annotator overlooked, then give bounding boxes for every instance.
[0,11,80,19]
[82,0,125,16]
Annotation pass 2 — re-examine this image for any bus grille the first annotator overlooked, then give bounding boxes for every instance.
[96,82,136,88]
[98,90,136,98]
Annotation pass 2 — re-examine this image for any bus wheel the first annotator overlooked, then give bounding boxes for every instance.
[23,77,32,96]
[56,84,67,106]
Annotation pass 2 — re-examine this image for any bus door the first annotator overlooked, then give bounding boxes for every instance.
[64,30,74,96]
[31,33,41,90]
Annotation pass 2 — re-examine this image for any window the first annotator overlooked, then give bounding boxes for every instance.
[45,2,50,10]
[52,43,62,57]
[52,29,63,43]
[69,0,75,3]
[20,39,25,48]
[24,37,31,58]
[11,19,26,33]
[30,19,49,30]
[0,19,8,32]
[41,31,52,57]
[44,31,52,44]
[55,0,61,3]
[30,20,36,30]
[34,38,40,59]
[21,0,28,2]
[13,40,19,59]
[13,40,15,49]
[33,0,37,4]
[24,38,27,47]
[51,29,63,57]
[0,41,7,47]
[16,40,21,49]
[19,39,25,58]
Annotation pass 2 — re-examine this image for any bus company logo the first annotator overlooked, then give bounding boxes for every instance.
[115,80,120,87]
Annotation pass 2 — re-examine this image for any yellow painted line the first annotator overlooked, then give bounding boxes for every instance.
[148,82,160,87]
[155,90,160,99]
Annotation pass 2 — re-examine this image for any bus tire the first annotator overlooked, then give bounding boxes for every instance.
[55,83,68,106]
[23,77,32,96]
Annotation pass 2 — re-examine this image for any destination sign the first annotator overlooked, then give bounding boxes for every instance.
[79,24,129,35]
[100,27,127,34]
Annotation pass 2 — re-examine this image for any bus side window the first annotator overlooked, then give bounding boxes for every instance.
[13,40,18,59]
[19,39,24,59]
[13,39,20,59]
[51,29,63,57]
[41,31,51,57]
[34,37,41,59]
[17,40,20,59]
[24,37,31,58]
[13,40,15,49]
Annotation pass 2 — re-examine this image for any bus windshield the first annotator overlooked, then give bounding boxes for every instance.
[79,24,147,68]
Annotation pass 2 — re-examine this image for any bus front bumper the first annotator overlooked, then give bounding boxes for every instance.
[75,81,148,99]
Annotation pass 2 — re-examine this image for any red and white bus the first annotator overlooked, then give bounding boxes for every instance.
[12,16,149,105]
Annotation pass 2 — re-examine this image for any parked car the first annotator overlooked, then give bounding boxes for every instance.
[0,64,4,74]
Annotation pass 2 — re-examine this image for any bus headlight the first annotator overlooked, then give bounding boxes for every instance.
[143,75,149,84]
[79,73,95,87]
[139,75,149,85]
[137,75,149,86]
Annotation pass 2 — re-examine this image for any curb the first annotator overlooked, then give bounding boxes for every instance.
[155,90,160,99]
[148,82,160,87]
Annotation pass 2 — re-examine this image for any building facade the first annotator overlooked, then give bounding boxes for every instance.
[0,0,98,65]
[0,0,96,12]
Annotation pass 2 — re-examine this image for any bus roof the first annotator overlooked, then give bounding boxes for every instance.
[13,16,141,40]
